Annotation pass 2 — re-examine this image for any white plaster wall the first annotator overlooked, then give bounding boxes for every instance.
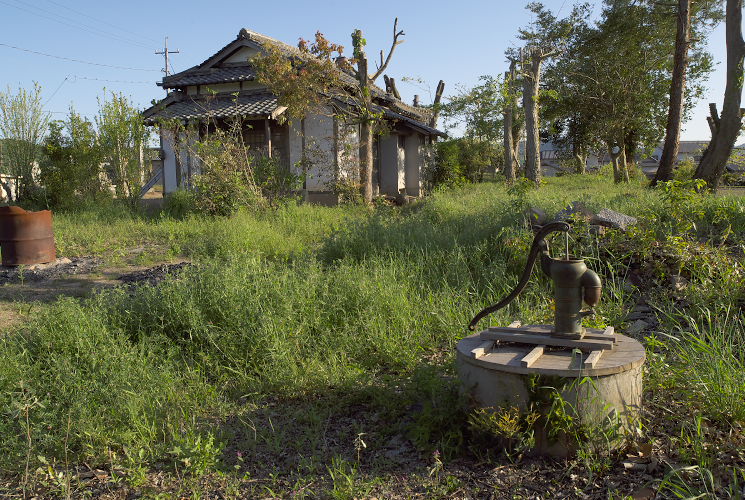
[202,82,241,94]
[336,119,359,183]
[240,81,265,91]
[404,134,423,196]
[397,137,406,192]
[223,46,259,64]
[302,110,336,191]
[288,120,304,176]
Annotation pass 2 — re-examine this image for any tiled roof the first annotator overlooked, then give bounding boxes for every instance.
[161,29,433,123]
[142,91,278,123]
[380,106,445,137]
[161,66,257,88]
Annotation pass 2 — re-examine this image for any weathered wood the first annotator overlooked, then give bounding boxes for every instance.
[471,340,494,359]
[430,80,445,128]
[521,345,545,367]
[481,327,614,351]
[583,350,604,369]
[457,332,645,377]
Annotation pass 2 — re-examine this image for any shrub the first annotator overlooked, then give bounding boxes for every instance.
[163,189,196,219]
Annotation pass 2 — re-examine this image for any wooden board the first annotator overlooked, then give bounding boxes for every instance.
[480,328,615,352]
[457,331,646,377]
[520,345,545,367]
[470,340,494,359]
[583,350,603,369]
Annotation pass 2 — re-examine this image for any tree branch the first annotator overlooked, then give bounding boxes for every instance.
[371,18,405,81]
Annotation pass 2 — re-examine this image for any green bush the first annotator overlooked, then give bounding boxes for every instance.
[163,189,197,219]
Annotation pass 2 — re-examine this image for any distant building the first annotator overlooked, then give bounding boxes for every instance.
[143,29,445,204]
[532,140,710,177]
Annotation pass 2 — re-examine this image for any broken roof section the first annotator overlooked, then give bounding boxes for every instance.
[145,28,444,136]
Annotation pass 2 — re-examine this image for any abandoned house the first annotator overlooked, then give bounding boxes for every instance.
[142,28,445,204]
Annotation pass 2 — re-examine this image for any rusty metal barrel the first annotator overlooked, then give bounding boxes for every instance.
[0,206,56,266]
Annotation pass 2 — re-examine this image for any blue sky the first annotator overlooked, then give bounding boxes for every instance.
[0,0,731,141]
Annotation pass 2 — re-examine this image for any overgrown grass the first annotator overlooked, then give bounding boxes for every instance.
[52,200,367,264]
[1,171,743,496]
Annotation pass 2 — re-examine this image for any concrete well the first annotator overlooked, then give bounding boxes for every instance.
[456,327,645,456]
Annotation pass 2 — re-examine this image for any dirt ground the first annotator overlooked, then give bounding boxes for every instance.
[0,258,190,330]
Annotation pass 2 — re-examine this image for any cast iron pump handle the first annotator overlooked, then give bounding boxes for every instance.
[468,221,571,331]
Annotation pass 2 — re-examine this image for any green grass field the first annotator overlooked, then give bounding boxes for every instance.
[1,172,743,498]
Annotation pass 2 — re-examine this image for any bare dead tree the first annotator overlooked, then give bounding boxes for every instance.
[349,19,405,203]
[430,80,445,129]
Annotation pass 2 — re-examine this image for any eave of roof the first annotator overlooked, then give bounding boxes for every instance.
[142,90,280,124]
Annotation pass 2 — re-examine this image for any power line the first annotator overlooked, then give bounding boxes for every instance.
[7,0,153,49]
[43,75,68,106]
[70,75,152,84]
[42,0,159,45]
[0,0,153,50]
[0,42,160,71]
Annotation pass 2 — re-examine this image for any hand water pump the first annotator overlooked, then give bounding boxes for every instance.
[469,221,602,339]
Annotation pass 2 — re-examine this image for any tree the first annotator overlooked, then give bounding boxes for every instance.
[41,106,107,209]
[503,60,524,182]
[440,75,505,180]
[255,20,413,204]
[513,2,589,185]
[542,0,714,183]
[0,83,49,201]
[96,92,150,208]
[693,0,745,189]
[654,0,723,185]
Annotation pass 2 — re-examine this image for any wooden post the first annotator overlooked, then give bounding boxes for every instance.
[264,119,272,158]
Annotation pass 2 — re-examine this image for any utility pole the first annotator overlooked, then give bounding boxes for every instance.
[155,36,179,92]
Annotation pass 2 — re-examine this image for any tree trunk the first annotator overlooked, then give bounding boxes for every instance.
[694,0,745,190]
[430,80,445,129]
[522,53,542,185]
[574,152,587,174]
[624,130,637,168]
[354,39,374,204]
[654,0,692,186]
[503,107,515,181]
[511,123,523,176]
[608,141,623,183]
[619,142,630,183]
[503,72,516,182]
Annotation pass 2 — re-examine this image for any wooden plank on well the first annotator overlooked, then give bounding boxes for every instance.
[470,340,494,359]
[584,350,604,368]
[480,329,614,351]
[520,345,545,367]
